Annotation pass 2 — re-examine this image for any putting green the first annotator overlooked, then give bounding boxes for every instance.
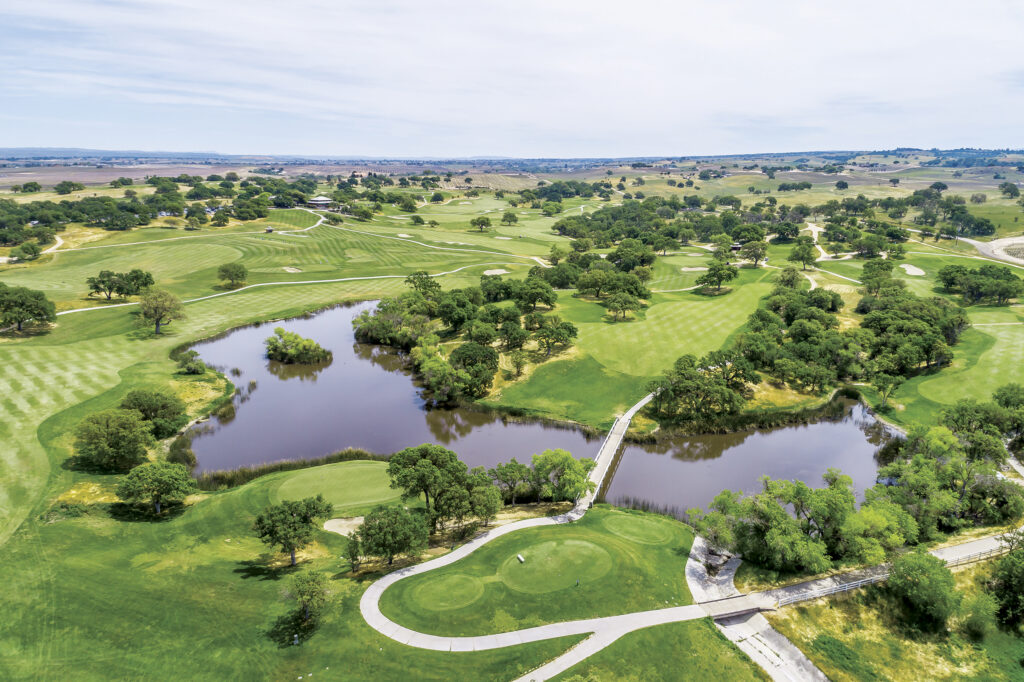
[272,460,403,515]
[601,514,674,545]
[498,539,612,593]
[412,573,485,611]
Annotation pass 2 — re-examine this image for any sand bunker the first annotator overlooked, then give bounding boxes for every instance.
[680,266,708,272]
[282,266,302,273]
[483,269,509,275]
[323,517,363,536]
[900,263,925,276]
[494,236,512,240]
[397,233,413,238]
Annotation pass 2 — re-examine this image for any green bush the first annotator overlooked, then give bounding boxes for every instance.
[264,327,331,364]
[120,388,187,439]
[888,550,961,629]
[961,592,998,640]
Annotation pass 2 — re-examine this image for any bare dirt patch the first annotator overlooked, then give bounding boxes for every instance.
[324,517,363,536]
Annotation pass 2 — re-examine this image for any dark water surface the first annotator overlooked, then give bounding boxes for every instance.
[603,402,893,514]
[188,301,891,511]
[187,301,598,472]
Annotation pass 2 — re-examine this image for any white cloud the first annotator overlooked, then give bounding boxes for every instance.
[2,0,1023,155]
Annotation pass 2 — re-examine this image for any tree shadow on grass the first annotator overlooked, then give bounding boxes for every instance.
[693,287,733,297]
[60,456,118,475]
[234,557,298,581]
[267,609,321,648]
[0,325,53,339]
[106,501,187,523]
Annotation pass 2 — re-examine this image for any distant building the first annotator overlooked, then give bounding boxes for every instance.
[307,195,332,208]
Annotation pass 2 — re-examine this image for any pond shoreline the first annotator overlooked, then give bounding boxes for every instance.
[175,299,900,513]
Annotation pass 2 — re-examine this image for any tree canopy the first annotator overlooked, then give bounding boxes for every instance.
[0,284,56,332]
[75,409,153,471]
[116,460,196,514]
[265,327,331,364]
[217,262,248,288]
[252,496,333,566]
[357,505,428,565]
[139,289,184,334]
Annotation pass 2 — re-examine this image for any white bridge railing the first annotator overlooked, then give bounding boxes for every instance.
[776,544,1010,607]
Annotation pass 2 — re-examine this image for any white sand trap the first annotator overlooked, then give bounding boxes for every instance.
[483,269,509,275]
[900,263,925,276]
[397,233,413,238]
[282,266,302,273]
[323,517,363,536]
[680,266,708,272]
[445,241,472,245]
[460,201,472,205]
[494,236,512,240]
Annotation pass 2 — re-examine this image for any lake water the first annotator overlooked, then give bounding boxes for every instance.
[187,301,889,510]
[186,301,598,472]
[603,402,893,514]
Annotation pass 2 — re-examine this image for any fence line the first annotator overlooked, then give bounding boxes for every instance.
[776,544,1010,607]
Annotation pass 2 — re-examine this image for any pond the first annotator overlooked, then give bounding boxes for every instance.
[186,301,599,472]
[187,301,891,512]
[601,402,894,515]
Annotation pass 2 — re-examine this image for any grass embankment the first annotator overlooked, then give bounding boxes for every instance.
[553,618,768,681]
[379,506,694,636]
[0,460,577,680]
[767,562,1024,681]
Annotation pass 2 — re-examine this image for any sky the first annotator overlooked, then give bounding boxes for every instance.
[2,0,1024,158]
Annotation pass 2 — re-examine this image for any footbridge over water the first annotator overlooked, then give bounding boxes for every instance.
[574,393,654,513]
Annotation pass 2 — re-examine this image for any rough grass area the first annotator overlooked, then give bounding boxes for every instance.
[0,461,581,679]
[552,618,768,681]
[768,562,1024,681]
[378,506,694,636]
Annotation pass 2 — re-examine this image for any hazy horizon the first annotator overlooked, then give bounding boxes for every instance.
[3,1,1024,157]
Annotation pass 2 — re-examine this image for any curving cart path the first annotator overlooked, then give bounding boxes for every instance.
[355,391,1024,680]
[357,395,694,676]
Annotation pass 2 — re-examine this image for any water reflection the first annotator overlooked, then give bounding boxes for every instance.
[186,301,598,472]
[266,358,332,382]
[604,402,895,514]
[186,300,893,512]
